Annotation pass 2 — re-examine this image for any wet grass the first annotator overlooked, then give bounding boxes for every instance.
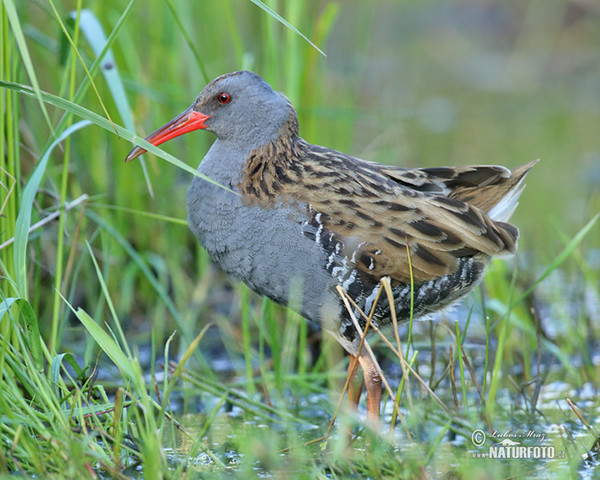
[1,0,600,478]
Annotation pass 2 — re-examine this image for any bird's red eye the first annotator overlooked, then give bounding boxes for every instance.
[218,92,231,104]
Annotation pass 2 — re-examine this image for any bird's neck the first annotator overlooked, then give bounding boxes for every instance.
[198,139,253,187]
[237,127,308,206]
[200,109,305,193]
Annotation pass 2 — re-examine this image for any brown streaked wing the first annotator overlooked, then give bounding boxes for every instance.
[239,137,524,284]
[375,164,512,195]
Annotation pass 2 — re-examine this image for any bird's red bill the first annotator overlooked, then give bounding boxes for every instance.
[125,107,210,162]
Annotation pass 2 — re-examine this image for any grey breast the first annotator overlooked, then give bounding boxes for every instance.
[186,171,343,331]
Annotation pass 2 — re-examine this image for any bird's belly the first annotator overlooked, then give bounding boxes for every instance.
[186,177,342,325]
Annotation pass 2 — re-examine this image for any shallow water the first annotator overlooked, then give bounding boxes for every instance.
[153,373,599,479]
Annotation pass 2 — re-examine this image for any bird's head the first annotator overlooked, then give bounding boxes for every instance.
[126,71,296,162]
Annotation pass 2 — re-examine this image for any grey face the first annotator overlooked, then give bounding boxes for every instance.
[192,71,293,146]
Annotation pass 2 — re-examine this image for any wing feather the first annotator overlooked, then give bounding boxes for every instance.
[238,138,535,284]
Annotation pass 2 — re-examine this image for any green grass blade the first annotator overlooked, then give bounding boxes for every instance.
[511,213,599,308]
[72,8,154,196]
[164,0,209,83]
[455,320,468,417]
[0,297,18,318]
[47,0,115,129]
[50,352,84,399]
[84,210,212,376]
[163,324,211,400]
[88,203,188,225]
[13,120,91,299]
[51,0,134,149]
[13,298,44,370]
[60,295,139,384]
[85,241,132,358]
[240,285,256,396]
[249,0,325,56]
[74,9,132,131]
[0,80,232,192]
[84,210,183,327]
[3,0,55,136]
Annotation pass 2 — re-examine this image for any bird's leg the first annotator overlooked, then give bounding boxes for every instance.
[346,354,363,408]
[358,354,382,422]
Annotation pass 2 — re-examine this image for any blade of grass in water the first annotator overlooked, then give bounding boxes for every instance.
[240,284,257,396]
[61,294,139,390]
[85,241,132,358]
[486,213,599,418]
[512,213,599,308]
[455,320,469,417]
